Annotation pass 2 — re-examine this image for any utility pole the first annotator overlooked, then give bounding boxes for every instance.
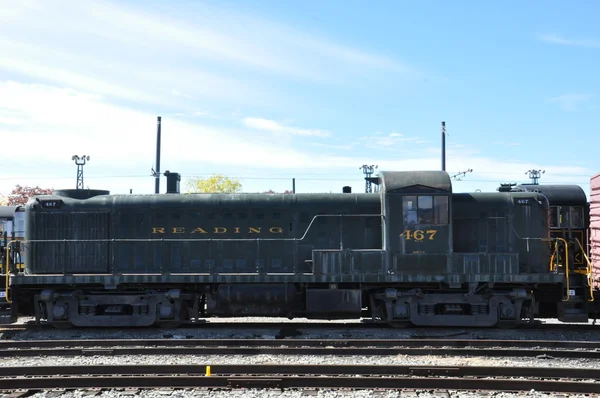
[151,116,162,194]
[72,155,90,190]
[526,169,545,184]
[441,121,446,171]
[360,165,378,193]
[451,168,473,181]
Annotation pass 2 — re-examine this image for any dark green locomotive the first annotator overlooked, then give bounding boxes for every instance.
[8,170,569,328]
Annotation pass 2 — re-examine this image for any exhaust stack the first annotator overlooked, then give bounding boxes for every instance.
[164,170,181,194]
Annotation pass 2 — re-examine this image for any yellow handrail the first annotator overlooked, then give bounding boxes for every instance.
[3,240,19,304]
[556,238,570,302]
[574,238,595,302]
[549,241,558,272]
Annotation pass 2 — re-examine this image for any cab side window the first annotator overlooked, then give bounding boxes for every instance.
[570,207,583,228]
[417,196,434,224]
[550,206,584,228]
[403,196,449,225]
[549,206,559,228]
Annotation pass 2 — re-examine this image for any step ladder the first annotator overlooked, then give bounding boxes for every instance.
[554,238,594,323]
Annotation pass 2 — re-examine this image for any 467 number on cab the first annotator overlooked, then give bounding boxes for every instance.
[399,229,437,241]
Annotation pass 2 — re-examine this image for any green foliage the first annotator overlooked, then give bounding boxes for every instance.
[184,174,242,194]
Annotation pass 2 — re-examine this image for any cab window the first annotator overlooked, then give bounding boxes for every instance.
[549,207,559,228]
[570,207,583,228]
[550,206,584,228]
[559,207,570,228]
[403,195,448,225]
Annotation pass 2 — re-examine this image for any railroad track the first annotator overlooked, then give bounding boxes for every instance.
[0,364,599,394]
[0,319,598,332]
[2,338,600,359]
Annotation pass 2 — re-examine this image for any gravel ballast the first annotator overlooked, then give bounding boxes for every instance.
[3,317,599,398]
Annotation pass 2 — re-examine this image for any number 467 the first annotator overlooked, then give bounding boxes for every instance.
[400,229,437,241]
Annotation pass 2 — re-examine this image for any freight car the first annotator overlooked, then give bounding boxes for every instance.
[0,206,25,272]
[0,170,585,328]
[590,173,600,294]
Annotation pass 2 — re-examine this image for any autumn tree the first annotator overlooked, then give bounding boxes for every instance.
[263,189,293,194]
[6,185,54,206]
[184,174,242,194]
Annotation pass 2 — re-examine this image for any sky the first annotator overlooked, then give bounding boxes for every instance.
[0,0,599,198]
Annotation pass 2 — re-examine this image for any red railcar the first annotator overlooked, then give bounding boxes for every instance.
[591,173,600,290]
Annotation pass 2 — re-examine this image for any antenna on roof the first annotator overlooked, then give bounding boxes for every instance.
[72,155,90,190]
[526,169,545,185]
[360,165,378,193]
[451,169,473,181]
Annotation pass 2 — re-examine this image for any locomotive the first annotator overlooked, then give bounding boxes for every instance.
[0,169,593,328]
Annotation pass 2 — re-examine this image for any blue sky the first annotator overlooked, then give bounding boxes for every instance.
[0,0,598,198]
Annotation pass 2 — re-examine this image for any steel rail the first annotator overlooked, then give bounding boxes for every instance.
[2,338,600,350]
[1,320,598,331]
[1,345,600,359]
[0,365,599,393]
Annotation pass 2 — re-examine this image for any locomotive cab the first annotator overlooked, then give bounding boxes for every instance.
[379,171,451,275]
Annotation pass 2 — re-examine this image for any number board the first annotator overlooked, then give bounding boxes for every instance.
[40,200,63,209]
[515,198,530,206]
[399,229,437,241]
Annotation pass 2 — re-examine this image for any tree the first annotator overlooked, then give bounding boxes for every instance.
[263,189,293,194]
[7,185,54,206]
[184,174,242,194]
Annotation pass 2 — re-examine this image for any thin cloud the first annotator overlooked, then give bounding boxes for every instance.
[243,117,331,138]
[538,33,600,48]
[0,0,417,87]
[359,132,427,150]
[310,142,355,150]
[0,82,593,197]
[547,93,593,111]
[0,37,276,109]
[492,141,521,147]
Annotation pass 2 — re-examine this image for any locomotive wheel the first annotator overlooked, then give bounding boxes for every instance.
[154,300,190,329]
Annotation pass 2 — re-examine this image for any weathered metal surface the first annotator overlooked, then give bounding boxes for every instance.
[25,212,110,274]
[452,253,519,274]
[378,171,452,194]
[206,284,301,316]
[24,192,381,276]
[380,175,452,276]
[452,192,550,274]
[518,184,589,270]
[516,184,588,206]
[53,189,110,200]
[10,272,567,286]
[311,249,384,275]
[305,289,362,316]
[392,254,447,275]
[591,173,600,289]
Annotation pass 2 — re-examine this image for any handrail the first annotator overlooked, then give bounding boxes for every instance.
[549,241,558,272]
[556,237,570,302]
[3,240,18,304]
[574,238,595,302]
